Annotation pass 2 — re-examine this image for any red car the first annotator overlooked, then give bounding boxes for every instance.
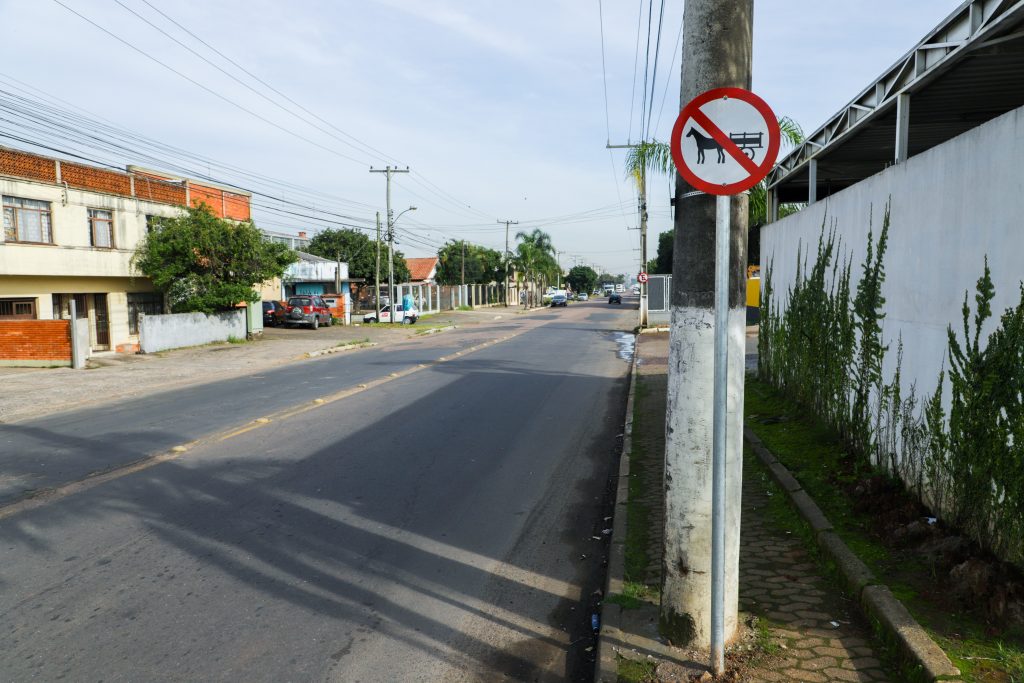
[284,295,333,329]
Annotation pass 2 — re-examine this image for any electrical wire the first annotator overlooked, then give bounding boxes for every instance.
[644,0,667,140]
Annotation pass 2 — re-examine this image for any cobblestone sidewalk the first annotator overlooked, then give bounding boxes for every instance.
[614,332,893,682]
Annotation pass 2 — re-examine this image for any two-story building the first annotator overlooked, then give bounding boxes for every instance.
[0,146,251,352]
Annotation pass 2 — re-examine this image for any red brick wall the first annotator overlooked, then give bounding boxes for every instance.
[0,149,58,183]
[134,174,187,205]
[0,146,251,219]
[0,320,72,361]
[62,162,133,196]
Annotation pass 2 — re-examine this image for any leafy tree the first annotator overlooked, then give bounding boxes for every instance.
[307,228,374,280]
[599,272,624,284]
[436,241,503,285]
[132,204,296,313]
[649,230,674,274]
[307,227,409,285]
[566,265,598,294]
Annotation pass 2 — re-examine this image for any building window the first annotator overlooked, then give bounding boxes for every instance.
[0,298,36,319]
[89,208,114,248]
[127,292,163,335]
[51,293,88,320]
[2,196,53,243]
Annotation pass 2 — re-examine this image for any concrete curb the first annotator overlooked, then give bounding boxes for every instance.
[415,325,456,336]
[742,426,961,682]
[304,341,378,358]
[595,337,639,683]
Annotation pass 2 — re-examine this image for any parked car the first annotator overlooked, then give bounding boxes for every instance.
[608,292,622,304]
[362,304,418,324]
[577,293,589,302]
[284,295,333,329]
[550,293,568,307]
[262,300,287,327]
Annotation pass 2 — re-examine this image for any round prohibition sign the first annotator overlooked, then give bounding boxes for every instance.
[670,87,780,196]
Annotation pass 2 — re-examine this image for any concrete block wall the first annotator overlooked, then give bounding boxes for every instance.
[0,320,71,365]
[139,310,246,354]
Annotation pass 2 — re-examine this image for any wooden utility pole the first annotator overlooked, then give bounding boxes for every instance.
[498,219,518,306]
[375,211,381,322]
[608,142,648,326]
[661,0,752,662]
[370,166,410,324]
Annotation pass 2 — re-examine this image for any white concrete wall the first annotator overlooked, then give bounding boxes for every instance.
[139,310,246,354]
[762,103,1024,405]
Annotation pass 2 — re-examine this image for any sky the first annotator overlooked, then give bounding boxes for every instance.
[0,0,963,276]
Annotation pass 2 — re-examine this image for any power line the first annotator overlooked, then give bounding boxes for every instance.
[640,0,654,142]
[645,0,667,140]
[51,0,375,167]
[653,13,685,138]
[598,0,612,144]
[627,0,644,143]
[134,0,401,166]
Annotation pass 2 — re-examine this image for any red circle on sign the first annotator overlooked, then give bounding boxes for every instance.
[638,272,648,283]
[670,87,780,196]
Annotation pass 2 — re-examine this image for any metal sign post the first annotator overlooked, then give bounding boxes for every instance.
[670,87,780,675]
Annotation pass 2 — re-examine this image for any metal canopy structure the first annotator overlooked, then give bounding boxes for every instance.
[767,0,1024,208]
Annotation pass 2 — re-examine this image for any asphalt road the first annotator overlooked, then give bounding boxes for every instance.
[0,299,638,682]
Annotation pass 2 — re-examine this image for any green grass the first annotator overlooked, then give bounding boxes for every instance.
[226,335,246,344]
[624,378,655,584]
[745,375,1024,683]
[606,581,659,610]
[617,655,657,683]
[335,338,370,347]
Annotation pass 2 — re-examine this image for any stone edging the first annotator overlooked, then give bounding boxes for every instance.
[595,341,638,683]
[415,325,456,336]
[304,341,378,358]
[743,426,962,682]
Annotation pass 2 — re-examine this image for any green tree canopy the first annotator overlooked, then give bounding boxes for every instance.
[514,228,558,287]
[649,230,673,274]
[436,241,503,285]
[132,204,296,313]
[307,227,409,284]
[566,265,598,294]
[599,272,625,285]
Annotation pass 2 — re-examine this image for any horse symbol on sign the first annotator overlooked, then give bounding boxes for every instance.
[687,127,764,164]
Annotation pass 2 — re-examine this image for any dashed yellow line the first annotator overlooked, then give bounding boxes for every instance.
[0,325,539,520]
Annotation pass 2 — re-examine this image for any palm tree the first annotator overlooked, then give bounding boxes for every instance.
[514,228,557,304]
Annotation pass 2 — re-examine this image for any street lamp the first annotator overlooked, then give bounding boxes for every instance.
[388,206,416,324]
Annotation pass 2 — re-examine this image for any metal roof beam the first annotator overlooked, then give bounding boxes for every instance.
[768,0,1024,190]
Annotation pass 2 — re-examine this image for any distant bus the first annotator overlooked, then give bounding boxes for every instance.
[614,284,625,293]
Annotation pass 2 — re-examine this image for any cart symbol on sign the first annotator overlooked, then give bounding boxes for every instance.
[686,128,764,164]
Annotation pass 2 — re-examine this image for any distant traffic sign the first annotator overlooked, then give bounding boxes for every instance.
[670,87,780,196]
[637,271,649,284]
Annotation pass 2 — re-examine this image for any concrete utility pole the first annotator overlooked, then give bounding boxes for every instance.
[498,219,518,306]
[661,0,752,664]
[608,142,649,326]
[375,211,382,322]
[370,166,410,324]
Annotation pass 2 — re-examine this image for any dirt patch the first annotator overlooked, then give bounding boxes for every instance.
[837,465,1024,634]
